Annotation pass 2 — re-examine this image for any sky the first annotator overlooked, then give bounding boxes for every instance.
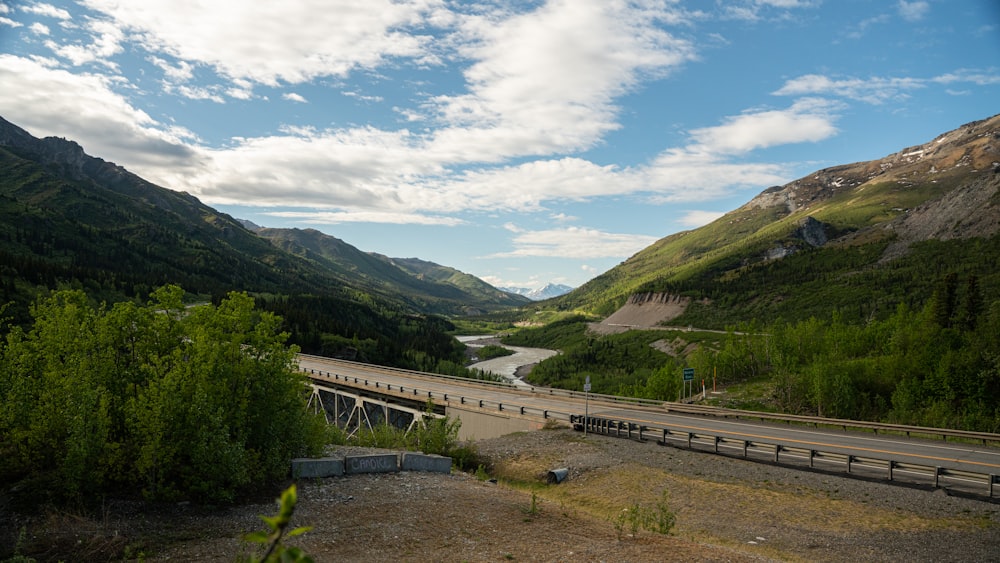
[0,1,998,291]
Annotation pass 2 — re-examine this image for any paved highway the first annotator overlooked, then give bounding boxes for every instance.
[298,355,1000,490]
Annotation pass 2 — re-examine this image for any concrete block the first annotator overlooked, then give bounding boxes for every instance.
[401,452,452,473]
[291,457,344,479]
[345,453,399,474]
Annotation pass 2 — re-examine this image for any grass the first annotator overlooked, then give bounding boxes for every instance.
[478,431,990,561]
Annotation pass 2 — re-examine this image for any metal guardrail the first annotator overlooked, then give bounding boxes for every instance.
[572,414,999,500]
[664,403,1000,446]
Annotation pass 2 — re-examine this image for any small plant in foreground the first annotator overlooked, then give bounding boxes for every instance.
[241,484,313,563]
[522,492,541,518]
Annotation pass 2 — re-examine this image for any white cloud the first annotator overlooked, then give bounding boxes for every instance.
[45,18,123,67]
[78,0,440,86]
[266,210,464,226]
[283,92,308,103]
[0,54,197,170]
[684,98,839,155]
[172,84,225,103]
[679,210,725,228]
[775,71,1000,104]
[29,22,48,34]
[897,1,929,22]
[487,226,659,259]
[0,17,22,28]
[722,0,815,21]
[550,212,577,222]
[148,56,194,82]
[428,0,695,161]
[773,74,920,104]
[22,2,71,20]
[932,69,1000,86]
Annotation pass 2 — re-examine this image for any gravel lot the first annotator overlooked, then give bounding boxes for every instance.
[10,426,995,562]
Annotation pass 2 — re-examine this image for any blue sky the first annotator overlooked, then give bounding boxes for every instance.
[1,1,997,291]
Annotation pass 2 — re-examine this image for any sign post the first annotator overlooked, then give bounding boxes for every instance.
[583,375,591,436]
[683,368,695,401]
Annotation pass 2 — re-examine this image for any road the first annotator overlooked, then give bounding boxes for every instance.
[297,355,1000,493]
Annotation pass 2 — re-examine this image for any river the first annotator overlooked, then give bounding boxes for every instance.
[456,335,557,389]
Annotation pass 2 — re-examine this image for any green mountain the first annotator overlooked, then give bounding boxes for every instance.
[0,115,522,322]
[251,226,530,314]
[551,113,1000,327]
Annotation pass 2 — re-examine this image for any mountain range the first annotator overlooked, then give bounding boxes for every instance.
[499,283,574,301]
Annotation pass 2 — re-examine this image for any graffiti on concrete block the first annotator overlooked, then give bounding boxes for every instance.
[346,454,398,474]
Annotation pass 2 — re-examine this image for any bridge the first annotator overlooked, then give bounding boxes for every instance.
[298,354,1000,500]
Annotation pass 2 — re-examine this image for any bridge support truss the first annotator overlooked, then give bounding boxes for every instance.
[307,383,441,438]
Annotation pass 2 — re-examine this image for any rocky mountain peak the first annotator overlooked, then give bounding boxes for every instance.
[744,113,1000,217]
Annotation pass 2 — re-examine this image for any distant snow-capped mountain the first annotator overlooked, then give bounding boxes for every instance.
[500,283,573,301]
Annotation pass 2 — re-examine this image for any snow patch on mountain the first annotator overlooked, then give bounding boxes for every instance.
[499,283,573,300]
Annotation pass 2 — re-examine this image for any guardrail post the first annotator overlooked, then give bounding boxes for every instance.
[991,475,996,497]
[687,432,693,449]
[888,460,894,481]
[846,455,853,473]
[934,466,941,488]
[774,444,781,463]
[520,406,525,415]
[479,399,483,408]
[460,396,465,405]
[713,436,720,453]
[662,428,668,444]
[743,441,749,458]
[543,410,548,419]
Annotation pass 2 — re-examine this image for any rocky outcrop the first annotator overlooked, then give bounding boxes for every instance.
[600,293,691,328]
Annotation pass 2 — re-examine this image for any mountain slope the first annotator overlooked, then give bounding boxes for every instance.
[554,113,1000,324]
[0,117,338,305]
[251,227,530,313]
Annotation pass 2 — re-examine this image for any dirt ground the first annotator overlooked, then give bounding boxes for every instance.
[6,427,998,562]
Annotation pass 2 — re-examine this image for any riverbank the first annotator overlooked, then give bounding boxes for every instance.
[458,335,557,387]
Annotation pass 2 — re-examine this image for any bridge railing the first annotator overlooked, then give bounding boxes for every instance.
[571,414,1000,500]
[303,365,576,423]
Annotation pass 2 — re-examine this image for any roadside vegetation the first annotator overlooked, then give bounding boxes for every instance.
[513,272,1000,432]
